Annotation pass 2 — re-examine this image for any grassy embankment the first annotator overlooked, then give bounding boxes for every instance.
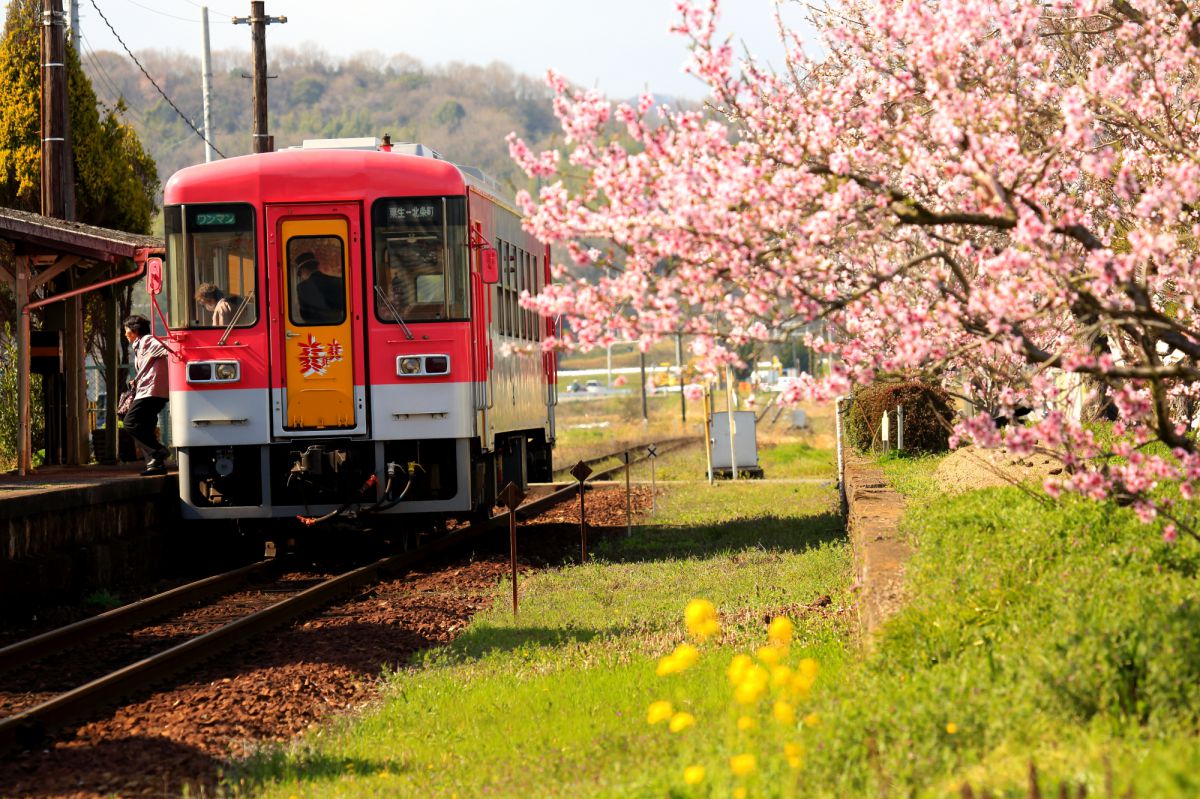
[233,428,1200,797]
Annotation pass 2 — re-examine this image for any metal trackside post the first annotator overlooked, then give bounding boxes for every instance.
[897,404,905,452]
[703,383,714,484]
[623,449,633,537]
[570,461,593,563]
[499,482,526,616]
[646,444,658,513]
[835,395,846,511]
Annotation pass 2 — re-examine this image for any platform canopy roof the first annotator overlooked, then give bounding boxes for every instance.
[0,206,161,263]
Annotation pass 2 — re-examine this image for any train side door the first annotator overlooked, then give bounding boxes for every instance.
[468,205,496,452]
[266,204,365,436]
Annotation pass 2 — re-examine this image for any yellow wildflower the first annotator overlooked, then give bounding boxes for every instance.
[669,711,696,733]
[684,599,720,640]
[729,753,757,777]
[773,699,796,725]
[803,712,822,728]
[662,643,700,671]
[727,653,754,685]
[683,765,706,785]
[945,722,958,735]
[673,643,700,669]
[658,642,700,675]
[789,659,819,697]
[767,616,794,645]
[736,715,757,731]
[784,742,805,769]
[733,789,747,799]
[756,645,784,666]
[646,700,673,725]
[734,665,770,705]
[770,664,793,688]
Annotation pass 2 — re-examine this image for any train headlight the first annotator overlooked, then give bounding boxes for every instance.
[395,355,451,376]
[187,363,212,382]
[186,360,240,384]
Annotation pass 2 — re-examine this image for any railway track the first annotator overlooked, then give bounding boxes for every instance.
[0,437,695,756]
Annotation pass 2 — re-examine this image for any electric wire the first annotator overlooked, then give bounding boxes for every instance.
[121,0,232,23]
[79,34,145,122]
[86,0,226,158]
[180,0,235,19]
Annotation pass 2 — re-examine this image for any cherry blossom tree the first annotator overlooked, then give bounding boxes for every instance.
[509,0,1200,537]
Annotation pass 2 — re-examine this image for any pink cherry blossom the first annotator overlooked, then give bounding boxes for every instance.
[511,0,1200,539]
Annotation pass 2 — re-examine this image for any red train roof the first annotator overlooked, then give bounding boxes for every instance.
[164,149,468,205]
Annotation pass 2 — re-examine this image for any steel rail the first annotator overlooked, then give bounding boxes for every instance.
[550,436,693,478]
[0,559,277,675]
[0,438,699,755]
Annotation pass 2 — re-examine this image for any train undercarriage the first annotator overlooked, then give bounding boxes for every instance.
[178,431,553,521]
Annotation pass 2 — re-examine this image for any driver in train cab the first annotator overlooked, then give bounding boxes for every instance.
[293,250,345,324]
[194,283,234,326]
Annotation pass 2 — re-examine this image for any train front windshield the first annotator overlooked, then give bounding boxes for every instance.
[372,197,468,322]
[164,204,258,330]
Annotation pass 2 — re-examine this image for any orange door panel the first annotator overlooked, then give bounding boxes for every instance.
[279,217,356,429]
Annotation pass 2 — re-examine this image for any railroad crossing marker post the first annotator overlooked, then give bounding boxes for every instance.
[499,482,526,616]
[622,449,634,537]
[570,461,593,563]
[645,444,658,513]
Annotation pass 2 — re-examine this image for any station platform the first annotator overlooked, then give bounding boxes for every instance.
[0,465,180,617]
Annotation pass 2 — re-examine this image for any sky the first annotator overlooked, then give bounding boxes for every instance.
[7,0,810,101]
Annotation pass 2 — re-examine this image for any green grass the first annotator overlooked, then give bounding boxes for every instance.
[232,453,849,798]
[801,457,1200,798]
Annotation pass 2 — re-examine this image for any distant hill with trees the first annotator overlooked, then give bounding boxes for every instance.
[78,46,563,195]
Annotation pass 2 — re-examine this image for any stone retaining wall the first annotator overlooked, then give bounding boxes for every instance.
[0,476,180,616]
[843,455,909,637]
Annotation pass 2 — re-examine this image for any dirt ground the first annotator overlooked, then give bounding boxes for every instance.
[933,445,1064,494]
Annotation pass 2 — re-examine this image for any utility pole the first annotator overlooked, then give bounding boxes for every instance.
[233,1,286,153]
[201,6,215,162]
[41,0,85,466]
[66,0,78,48]
[41,0,69,220]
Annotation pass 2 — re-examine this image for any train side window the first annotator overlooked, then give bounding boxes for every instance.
[496,239,508,335]
[511,245,520,338]
[525,251,535,341]
[511,247,520,338]
[506,242,516,338]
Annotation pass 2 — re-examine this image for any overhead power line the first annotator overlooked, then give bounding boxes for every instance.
[121,0,232,23]
[86,0,226,158]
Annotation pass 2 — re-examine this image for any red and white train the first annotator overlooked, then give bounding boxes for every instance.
[155,138,556,521]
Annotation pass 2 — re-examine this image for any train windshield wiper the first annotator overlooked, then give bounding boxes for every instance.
[375,285,414,340]
[217,289,254,346]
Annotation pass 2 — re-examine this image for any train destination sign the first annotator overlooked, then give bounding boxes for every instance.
[387,202,438,223]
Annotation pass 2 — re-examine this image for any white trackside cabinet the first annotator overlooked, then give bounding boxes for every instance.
[710,410,763,478]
